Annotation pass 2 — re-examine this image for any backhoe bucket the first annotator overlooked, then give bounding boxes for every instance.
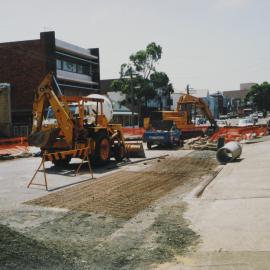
[28,130,52,148]
[28,128,60,148]
[125,142,145,158]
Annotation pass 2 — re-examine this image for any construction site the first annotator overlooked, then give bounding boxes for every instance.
[1,69,270,270]
[1,2,270,270]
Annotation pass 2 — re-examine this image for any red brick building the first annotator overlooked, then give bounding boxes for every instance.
[0,31,100,133]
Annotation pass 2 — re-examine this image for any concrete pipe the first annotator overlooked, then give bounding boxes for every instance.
[216,141,242,164]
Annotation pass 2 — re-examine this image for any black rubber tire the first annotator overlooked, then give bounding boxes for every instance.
[114,144,125,162]
[147,142,152,150]
[93,133,111,166]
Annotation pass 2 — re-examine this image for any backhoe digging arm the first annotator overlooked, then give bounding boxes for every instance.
[31,73,74,147]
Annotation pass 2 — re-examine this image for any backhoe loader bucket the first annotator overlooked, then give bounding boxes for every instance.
[28,130,52,148]
[125,142,145,158]
[28,129,60,148]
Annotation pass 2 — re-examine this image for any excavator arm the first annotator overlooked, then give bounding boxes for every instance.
[29,73,74,147]
[195,98,217,127]
[177,94,217,127]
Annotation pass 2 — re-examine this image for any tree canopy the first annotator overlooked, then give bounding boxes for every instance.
[111,42,173,107]
[245,82,270,113]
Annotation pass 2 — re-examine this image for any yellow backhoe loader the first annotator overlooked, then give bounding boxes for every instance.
[28,73,144,166]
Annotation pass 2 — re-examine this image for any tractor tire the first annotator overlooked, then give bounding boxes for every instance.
[114,143,125,162]
[93,133,111,166]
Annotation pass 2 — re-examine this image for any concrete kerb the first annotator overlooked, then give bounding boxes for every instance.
[185,166,224,200]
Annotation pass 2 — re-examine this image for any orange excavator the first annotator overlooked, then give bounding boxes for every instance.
[144,93,217,139]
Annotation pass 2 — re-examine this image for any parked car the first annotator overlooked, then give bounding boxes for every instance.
[195,117,207,125]
[219,115,228,120]
[238,118,253,127]
[216,119,228,127]
[227,112,237,119]
[250,113,258,123]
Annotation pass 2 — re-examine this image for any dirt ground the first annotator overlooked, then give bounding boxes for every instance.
[27,156,217,219]
[0,224,77,270]
[1,151,218,270]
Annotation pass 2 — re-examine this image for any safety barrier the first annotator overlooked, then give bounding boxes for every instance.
[43,148,89,162]
[0,137,28,145]
[27,147,93,191]
[210,125,269,143]
[0,137,29,156]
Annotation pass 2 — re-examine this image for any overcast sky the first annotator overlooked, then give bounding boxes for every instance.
[0,0,269,92]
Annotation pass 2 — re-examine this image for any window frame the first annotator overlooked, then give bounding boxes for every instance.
[56,58,91,76]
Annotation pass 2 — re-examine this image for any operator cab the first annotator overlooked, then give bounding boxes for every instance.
[44,104,97,127]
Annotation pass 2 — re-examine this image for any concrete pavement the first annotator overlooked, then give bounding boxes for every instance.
[0,144,189,211]
[159,137,270,269]
[2,137,270,269]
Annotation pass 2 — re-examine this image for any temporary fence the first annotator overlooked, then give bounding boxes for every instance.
[0,137,28,145]
[209,125,269,143]
[0,137,29,155]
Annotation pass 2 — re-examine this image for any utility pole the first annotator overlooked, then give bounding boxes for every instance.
[130,72,135,128]
[186,84,190,95]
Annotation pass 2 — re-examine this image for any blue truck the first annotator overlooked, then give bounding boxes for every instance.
[143,120,183,149]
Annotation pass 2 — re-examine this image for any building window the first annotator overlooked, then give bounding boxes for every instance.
[77,64,83,74]
[56,59,91,76]
[56,59,62,70]
[83,65,90,75]
[63,61,76,73]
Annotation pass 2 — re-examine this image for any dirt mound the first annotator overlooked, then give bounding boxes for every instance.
[27,157,217,219]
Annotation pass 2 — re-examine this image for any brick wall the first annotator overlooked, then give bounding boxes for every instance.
[0,31,100,129]
[0,39,48,123]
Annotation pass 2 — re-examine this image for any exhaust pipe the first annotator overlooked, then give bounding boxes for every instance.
[216,141,242,164]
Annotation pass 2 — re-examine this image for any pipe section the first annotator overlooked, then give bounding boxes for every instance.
[216,141,242,164]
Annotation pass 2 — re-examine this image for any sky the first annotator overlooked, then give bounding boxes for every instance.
[0,0,270,92]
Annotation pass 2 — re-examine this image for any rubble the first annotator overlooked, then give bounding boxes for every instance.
[183,136,217,151]
[184,125,269,151]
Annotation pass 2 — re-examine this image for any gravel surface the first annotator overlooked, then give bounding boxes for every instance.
[1,150,219,270]
[26,156,217,219]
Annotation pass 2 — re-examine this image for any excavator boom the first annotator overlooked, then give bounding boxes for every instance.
[177,94,217,127]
